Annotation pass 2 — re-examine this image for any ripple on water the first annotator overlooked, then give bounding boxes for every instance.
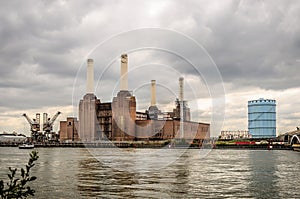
[0,148,300,198]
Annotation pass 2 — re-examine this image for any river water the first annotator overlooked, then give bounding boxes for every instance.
[0,147,299,198]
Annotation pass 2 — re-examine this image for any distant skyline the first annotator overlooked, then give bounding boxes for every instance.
[0,0,299,137]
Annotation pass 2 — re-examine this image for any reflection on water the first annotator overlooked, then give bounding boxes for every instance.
[0,148,300,198]
[248,151,279,198]
[85,148,190,173]
[77,149,192,198]
[78,157,138,198]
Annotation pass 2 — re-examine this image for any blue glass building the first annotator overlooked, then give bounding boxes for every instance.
[248,98,276,138]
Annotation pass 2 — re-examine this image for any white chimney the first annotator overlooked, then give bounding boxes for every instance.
[120,54,128,91]
[86,59,94,93]
[151,80,156,106]
[179,77,184,101]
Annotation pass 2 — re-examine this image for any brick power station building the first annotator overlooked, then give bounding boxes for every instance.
[60,54,210,143]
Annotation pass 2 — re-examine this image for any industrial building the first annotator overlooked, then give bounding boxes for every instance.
[248,98,276,138]
[220,130,252,140]
[0,133,26,143]
[60,54,210,143]
[59,117,79,142]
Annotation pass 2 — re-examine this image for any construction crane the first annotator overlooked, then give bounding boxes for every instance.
[22,113,40,140]
[43,111,61,134]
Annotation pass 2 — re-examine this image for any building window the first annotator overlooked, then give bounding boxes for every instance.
[68,122,72,126]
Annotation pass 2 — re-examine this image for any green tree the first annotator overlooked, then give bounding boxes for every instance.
[0,151,39,199]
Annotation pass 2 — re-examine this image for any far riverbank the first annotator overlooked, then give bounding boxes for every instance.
[0,142,293,150]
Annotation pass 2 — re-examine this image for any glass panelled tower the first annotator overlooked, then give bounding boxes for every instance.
[248,98,276,138]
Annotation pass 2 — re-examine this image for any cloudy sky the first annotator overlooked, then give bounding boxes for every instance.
[0,0,299,137]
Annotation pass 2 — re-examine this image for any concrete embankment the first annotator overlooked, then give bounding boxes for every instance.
[214,144,292,150]
[0,142,171,148]
[0,142,293,150]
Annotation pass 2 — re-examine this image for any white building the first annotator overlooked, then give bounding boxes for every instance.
[0,133,27,143]
[220,130,252,140]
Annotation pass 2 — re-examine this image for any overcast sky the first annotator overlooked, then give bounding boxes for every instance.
[0,0,299,137]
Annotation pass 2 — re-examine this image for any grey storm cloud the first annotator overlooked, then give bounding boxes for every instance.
[0,0,300,133]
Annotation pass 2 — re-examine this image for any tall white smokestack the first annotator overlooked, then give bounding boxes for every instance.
[86,59,94,93]
[179,77,184,101]
[151,80,156,106]
[120,54,128,91]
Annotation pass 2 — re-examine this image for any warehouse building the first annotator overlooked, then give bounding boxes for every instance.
[59,117,79,143]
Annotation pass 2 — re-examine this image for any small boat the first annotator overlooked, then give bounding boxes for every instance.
[292,144,300,152]
[19,143,34,149]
